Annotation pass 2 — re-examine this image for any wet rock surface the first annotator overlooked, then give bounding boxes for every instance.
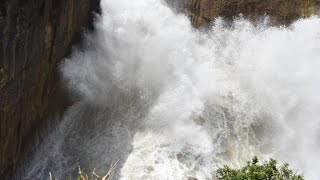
[0,0,100,177]
[167,0,320,27]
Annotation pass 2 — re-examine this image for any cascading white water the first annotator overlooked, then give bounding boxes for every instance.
[16,0,320,179]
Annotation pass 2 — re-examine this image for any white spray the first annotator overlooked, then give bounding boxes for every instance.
[17,0,320,179]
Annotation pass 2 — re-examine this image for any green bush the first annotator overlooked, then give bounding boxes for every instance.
[216,156,304,180]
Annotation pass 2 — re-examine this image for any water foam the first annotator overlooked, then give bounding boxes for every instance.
[17,0,320,179]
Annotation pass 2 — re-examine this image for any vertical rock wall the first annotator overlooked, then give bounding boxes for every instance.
[0,0,100,176]
[168,0,320,27]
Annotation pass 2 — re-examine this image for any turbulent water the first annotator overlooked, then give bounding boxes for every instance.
[16,0,320,179]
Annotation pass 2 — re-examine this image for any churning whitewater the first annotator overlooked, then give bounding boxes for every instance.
[17,0,320,179]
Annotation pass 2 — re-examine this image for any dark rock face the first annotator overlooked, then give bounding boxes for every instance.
[168,0,319,27]
[0,0,100,176]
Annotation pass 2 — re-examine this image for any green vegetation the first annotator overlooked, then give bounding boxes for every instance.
[49,157,304,179]
[216,157,304,180]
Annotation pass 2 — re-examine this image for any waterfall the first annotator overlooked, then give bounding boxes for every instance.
[17,0,320,179]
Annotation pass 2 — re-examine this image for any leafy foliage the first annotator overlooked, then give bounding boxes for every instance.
[216,156,304,180]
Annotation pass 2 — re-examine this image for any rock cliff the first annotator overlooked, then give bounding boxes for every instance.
[168,0,320,27]
[0,0,100,177]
